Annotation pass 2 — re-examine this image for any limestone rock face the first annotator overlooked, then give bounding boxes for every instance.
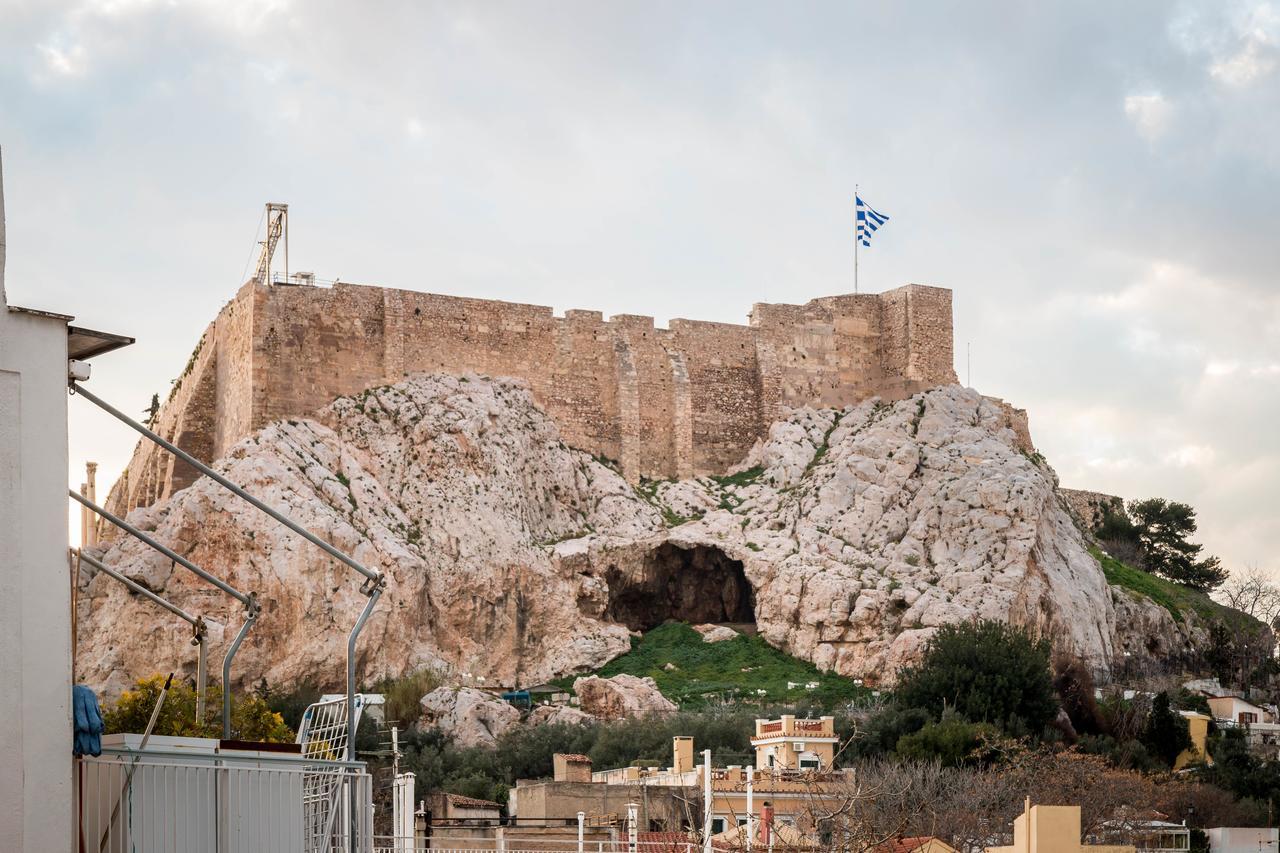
[573,675,677,720]
[74,374,1199,700]
[636,387,1122,683]
[693,624,739,643]
[419,686,521,747]
[527,704,596,727]
[76,374,658,698]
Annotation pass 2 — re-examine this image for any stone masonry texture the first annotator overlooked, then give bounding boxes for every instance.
[104,280,957,518]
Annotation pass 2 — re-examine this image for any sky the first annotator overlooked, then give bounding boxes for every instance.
[1,0,1277,575]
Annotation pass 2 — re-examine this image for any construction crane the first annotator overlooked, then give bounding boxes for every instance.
[253,202,288,284]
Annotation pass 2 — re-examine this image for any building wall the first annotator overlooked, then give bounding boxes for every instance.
[106,281,957,518]
[511,780,693,829]
[0,152,75,852]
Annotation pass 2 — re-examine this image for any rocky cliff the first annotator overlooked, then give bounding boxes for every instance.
[75,374,1199,698]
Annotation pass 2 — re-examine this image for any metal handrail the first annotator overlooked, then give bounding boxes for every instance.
[70,490,253,607]
[69,381,382,585]
[76,549,211,720]
[69,381,387,780]
[72,491,256,736]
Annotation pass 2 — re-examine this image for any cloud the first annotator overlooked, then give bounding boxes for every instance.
[1211,38,1278,85]
[1124,93,1173,141]
[0,0,1275,574]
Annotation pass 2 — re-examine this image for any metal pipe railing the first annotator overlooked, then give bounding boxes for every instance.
[72,491,257,736]
[222,608,259,739]
[77,549,211,721]
[70,381,382,585]
[77,549,202,626]
[70,381,387,759]
[71,490,253,607]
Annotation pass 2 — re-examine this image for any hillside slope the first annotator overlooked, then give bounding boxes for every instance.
[76,374,1233,697]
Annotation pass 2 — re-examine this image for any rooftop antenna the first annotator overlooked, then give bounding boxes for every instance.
[253,203,288,285]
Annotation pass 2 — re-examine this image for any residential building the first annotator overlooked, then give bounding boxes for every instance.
[1206,696,1280,760]
[987,800,1135,853]
[1174,712,1212,770]
[1207,696,1275,725]
[0,149,134,853]
[510,716,854,841]
[1206,827,1279,853]
[1130,820,1191,853]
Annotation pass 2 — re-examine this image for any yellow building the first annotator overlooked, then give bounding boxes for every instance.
[1174,712,1212,770]
[750,715,839,770]
[988,801,1134,853]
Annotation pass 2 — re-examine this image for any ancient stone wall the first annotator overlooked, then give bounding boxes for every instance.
[1060,488,1127,534]
[105,281,957,519]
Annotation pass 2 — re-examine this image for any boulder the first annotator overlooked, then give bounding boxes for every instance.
[693,624,739,643]
[527,704,596,727]
[419,686,520,748]
[573,674,677,720]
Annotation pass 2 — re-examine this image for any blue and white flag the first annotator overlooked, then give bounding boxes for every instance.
[855,196,889,247]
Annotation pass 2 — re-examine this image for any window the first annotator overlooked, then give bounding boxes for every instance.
[737,818,749,827]
[799,758,821,770]
[711,818,727,834]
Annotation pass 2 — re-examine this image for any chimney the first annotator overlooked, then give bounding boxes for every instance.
[760,803,774,846]
[672,736,694,774]
[553,753,592,783]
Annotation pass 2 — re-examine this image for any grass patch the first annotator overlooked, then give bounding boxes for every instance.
[1091,547,1256,630]
[710,466,764,489]
[562,622,870,711]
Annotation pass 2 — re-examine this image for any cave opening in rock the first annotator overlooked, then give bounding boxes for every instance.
[604,544,756,632]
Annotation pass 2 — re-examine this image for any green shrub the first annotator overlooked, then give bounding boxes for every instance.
[895,714,1000,767]
[894,620,1057,735]
[104,674,293,743]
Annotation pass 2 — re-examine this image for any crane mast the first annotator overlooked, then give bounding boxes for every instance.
[252,202,288,284]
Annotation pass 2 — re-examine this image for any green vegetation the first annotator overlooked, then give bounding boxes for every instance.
[1094,498,1227,592]
[104,674,294,742]
[560,622,870,710]
[709,465,764,489]
[894,620,1058,736]
[1092,547,1257,631]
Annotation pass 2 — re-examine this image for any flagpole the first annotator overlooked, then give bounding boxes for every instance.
[854,185,859,294]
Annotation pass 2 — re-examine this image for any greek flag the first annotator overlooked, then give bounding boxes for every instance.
[855,196,889,247]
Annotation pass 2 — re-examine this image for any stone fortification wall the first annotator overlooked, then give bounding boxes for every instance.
[1060,488,1127,533]
[104,280,956,519]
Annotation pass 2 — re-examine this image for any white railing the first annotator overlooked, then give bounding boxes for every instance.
[371,838,702,853]
[79,745,374,852]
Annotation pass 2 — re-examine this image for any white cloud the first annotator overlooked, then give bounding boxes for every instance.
[37,37,87,76]
[1124,92,1173,141]
[1163,444,1217,468]
[1211,38,1278,85]
[1204,359,1240,377]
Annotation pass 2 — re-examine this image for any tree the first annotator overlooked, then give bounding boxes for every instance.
[1140,691,1192,768]
[894,620,1058,736]
[1096,506,1144,569]
[1127,498,1228,591]
[1218,567,1280,630]
[894,714,1001,767]
[103,674,294,742]
[143,393,160,426]
[1054,655,1104,736]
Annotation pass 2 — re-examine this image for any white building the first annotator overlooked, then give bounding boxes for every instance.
[0,148,133,852]
[1206,695,1275,725]
[1207,827,1279,853]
